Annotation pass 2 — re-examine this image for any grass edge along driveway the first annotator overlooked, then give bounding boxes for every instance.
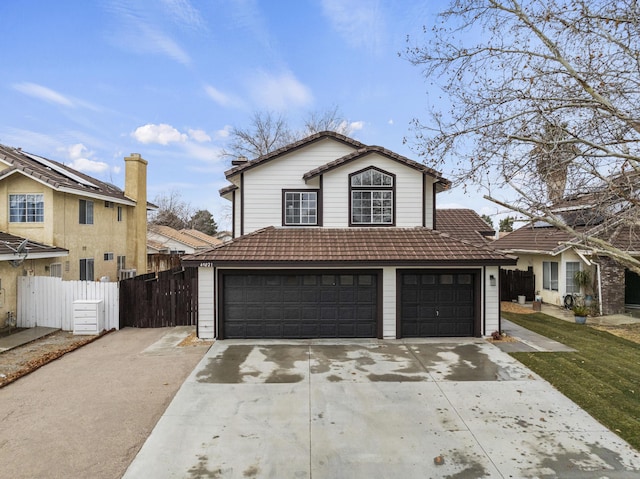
[503,311,640,452]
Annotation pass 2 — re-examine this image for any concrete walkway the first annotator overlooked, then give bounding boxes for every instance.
[124,339,640,478]
[0,326,58,352]
[525,301,640,326]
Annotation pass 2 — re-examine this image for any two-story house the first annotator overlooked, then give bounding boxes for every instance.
[0,145,150,327]
[183,131,515,340]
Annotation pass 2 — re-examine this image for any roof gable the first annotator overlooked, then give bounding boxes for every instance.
[224,131,367,179]
[302,146,450,190]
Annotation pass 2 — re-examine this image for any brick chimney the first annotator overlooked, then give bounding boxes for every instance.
[124,153,148,276]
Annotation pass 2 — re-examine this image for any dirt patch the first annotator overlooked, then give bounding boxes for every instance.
[0,330,108,388]
[501,301,535,314]
[590,323,640,345]
[178,331,212,347]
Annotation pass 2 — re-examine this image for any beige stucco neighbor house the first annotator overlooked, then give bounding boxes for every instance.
[0,144,150,328]
[183,131,516,340]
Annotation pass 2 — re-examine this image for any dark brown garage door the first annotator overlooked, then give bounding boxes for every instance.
[400,271,476,337]
[221,272,378,339]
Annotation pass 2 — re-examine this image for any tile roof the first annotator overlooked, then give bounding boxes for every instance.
[436,209,494,244]
[492,224,590,254]
[182,226,516,267]
[224,131,368,178]
[302,146,451,189]
[0,144,136,205]
[0,231,68,260]
[180,229,222,247]
[148,225,215,250]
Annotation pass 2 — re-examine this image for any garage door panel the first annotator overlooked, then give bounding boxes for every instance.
[400,272,475,338]
[222,273,378,339]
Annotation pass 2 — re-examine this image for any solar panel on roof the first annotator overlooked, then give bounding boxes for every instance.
[23,152,99,188]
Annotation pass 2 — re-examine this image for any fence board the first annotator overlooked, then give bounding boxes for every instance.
[17,277,119,331]
[119,267,197,328]
[500,269,536,302]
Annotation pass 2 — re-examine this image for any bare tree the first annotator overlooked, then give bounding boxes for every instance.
[149,190,193,230]
[222,111,295,160]
[404,0,640,273]
[303,105,353,136]
[223,107,353,160]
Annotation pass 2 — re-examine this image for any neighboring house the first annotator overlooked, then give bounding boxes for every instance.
[147,225,221,255]
[493,217,640,315]
[0,145,150,328]
[182,131,516,340]
[147,225,221,273]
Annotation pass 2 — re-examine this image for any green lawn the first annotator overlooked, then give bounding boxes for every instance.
[503,311,640,451]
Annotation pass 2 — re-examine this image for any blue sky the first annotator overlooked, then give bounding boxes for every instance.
[0,0,502,230]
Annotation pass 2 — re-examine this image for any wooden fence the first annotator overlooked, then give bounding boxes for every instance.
[119,267,197,328]
[17,276,119,331]
[500,268,536,302]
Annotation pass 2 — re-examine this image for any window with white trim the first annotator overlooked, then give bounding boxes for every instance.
[104,252,114,261]
[284,191,318,225]
[543,261,558,291]
[350,168,394,225]
[9,193,44,223]
[566,262,581,294]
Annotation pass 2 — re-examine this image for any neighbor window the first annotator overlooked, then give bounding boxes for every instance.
[283,190,318,225]
[117,255,126,271]
[80,258,94,281]
[9,193,44,223]
[543,261,559,291]
[79,199,94,224]
[50,263,62,278]
[566,262,580,294]
[117,206,123,222]
[104,252,114,261]
[350,168,394,225]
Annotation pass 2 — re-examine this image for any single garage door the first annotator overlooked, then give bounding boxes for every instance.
[400,271,476,337]
[222,272,378,339]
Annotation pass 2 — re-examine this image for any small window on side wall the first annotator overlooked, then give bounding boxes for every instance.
[79,199,94,224]
[283,190,318,226]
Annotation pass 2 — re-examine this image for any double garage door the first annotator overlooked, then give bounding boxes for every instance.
[222,272,379,339]
[220,270,477,339]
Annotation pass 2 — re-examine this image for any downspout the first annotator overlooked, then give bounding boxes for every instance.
[596,261,603,316]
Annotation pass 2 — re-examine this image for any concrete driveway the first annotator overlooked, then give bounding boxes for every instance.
[124,339,640,478]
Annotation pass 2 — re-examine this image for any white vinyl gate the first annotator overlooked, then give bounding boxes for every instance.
[17,276,119,331]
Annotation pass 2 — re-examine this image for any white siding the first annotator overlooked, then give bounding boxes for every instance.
[198,267,215,339]
[382,267,397,338]
[241,140,356,233]
[485,266,500,336]
[424,177,436,229]
[322,154,428,228]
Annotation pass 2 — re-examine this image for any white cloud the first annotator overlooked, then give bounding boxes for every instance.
[13,82,74,107]
[105,1,191,65]
[161,0,205,31]
[349,121,365,131]
[58,143,110,174]
[131,123,188,145]
[215,125,232,139]
[321,0,385,54]
[204,84,240,108]
[248,70,313,110]
[69,157,110,174]
[388,119,394,125]
[188,129,211,142]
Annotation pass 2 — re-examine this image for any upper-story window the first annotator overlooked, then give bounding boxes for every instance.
[283,190,319,226]
[349,167,395,225]
[9,193,44,223]
[79,199,94,225]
